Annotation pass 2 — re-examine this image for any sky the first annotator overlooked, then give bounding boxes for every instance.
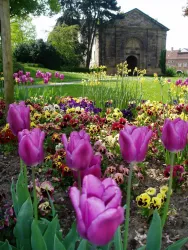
[32,0,188,50]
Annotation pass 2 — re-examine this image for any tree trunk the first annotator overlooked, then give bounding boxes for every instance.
[0,0,14,107]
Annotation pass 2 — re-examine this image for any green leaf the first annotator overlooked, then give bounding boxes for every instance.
[54,235,66,250]
[13,198,33,250]
[47,191,56,217]
[38,218,51,235]
[137,246,146,250]
[165,237,188,250]
[0,241,12,250]
[11,179,19,217]
[16,170,30,212]
[31,220,47,250]
[114,226,123,250]
[43,216,58,250]
[77,239,88,250]
[146,210,162,250]
[63,222,79,250]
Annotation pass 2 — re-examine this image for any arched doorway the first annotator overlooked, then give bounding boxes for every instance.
[126,56,137,75]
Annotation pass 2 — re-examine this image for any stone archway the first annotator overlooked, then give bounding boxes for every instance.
[126,55,137,75]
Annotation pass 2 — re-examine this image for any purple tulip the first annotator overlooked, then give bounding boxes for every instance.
[59,74,64,80]
[13,73,18,79]
[73,155,101,181]
[26,72,31,77]
[7,101,30,136]
[119,125,152,163]
[46,72,52,79]
[18,128,45,166]
[29,77,34,84]
[36,70,42,78]
[43,77,49,84]
[70,175,124,246]
[18,70,23,76]
[62,130,93,170]
[55,72,60,78]
[20,75,27,83]
[161,118,188,152]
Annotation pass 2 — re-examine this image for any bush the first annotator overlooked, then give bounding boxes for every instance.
[14,39,62,70]
[165,67,176,77]
[60,66,90,73]
[13,60,25,73]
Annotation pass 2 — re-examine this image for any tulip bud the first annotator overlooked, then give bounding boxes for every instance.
[161,118,188,152]
[69,175,124,246]
[7,101,30,136]
[119,125,152,163]
[18,128,45,166]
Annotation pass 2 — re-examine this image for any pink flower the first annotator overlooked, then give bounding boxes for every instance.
[59,74,64,80]
[7,101,30,136]
[161,118,188,152]
[69,175,124,246]
[18,128,45,166]
[119,125,152,163]
[62,130,93,170]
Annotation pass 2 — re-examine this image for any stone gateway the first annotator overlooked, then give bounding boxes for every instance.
[91,8,169,75]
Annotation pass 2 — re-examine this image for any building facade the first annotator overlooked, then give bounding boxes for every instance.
[166,48,188,74]
[90,8,169,75]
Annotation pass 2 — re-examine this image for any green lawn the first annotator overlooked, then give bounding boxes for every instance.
[13,76,186,108]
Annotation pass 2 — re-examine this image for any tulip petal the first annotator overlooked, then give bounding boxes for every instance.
[119,130,136,163]
[71,141,93,170]
[87,207,124,246]
[162,120,180,151]
[80,196,105,228]
[69,187,87,238]
[82,175,104,198]
[103,186,122,209]
[62,134,68,149]
[102,178,117,189]
[19,136,39,166]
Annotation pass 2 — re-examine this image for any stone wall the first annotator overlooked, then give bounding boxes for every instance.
[94,9,168,75]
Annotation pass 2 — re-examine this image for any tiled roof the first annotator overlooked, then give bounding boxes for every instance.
[166,50,188,59]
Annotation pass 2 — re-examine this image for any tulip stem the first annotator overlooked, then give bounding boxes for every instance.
[123,162,134,250]
[161,152,175,228]
[90,244,96,250]
[32,167,38,222]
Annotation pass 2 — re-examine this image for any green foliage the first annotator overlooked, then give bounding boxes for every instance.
[165,67,176,77]
[159,50,166,75]
[9,0,61,18]
[11,17,36,50]
[59,0,120,67]
[14,40,62,70]
[48,24,84,66]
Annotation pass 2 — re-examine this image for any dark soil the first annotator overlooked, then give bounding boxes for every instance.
[0,151,188,250]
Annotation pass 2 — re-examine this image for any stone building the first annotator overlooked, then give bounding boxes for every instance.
[90,8,169,75]
[166,48,188,74]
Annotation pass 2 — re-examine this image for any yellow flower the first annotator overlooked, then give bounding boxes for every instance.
[149,197,162,210]
[160,185,168,194]
[157,193,166,204]
[136,193,151,208]
[145,187,156,196]
[1,124,9,132]
[30,122,37,128]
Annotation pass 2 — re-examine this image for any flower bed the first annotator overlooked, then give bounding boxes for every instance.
[0,78,188,249]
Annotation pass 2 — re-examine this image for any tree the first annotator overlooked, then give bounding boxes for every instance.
[11,17,36,49]
[159,50,166,75]
[183,1,188,16]
[9,0,61,18]
[0,0,61,106]
[48,24,83,66]
[59,0,120,68]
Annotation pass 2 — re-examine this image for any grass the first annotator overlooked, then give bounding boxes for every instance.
[13,76,186,107]
[23,64,88,84]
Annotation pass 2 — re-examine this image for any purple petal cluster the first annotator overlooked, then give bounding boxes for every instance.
[18,128,45,166]
[119,125,152,163]
[69,175,124,246]
[7,101,30,136]
[161,118,188,152]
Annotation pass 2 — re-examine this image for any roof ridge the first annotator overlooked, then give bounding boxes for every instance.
[123,8,169,31]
